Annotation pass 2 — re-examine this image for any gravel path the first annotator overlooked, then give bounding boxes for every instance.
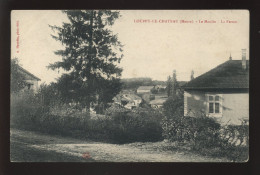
[10,129,228,162]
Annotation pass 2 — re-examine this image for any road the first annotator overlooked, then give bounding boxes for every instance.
[10,129,228,162]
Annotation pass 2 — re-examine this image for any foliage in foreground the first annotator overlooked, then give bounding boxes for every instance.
[11,92,163,144]
[11,87,249,161]
[162,94,249,162]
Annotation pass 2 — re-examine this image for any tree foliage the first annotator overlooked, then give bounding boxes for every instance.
[49,10,124,109]
[171,70,179,97]
[11,58,27,93]
[166,70,179,97]
[163,90,184,117]
[166,76,172,97]
[36,83,59,107]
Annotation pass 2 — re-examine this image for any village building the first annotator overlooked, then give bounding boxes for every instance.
[17,65,41,93]
[149,94,168,108]
[113,92,142,109]
[136,86,154,94]
[182,50,249,125]
[149,98,167,109]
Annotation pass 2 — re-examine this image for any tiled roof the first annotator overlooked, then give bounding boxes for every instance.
[182,60,249,89]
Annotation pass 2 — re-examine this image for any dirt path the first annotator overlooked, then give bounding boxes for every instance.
[10,129,228,162]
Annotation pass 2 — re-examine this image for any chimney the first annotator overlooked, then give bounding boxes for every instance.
[229,53,232,60]
[242,49,247,70]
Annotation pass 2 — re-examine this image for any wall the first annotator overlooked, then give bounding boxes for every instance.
[25,79,39,92]
[137,90,151,94]
[221,93,249,125]
[184,90,249,125]
[184,90,207,116]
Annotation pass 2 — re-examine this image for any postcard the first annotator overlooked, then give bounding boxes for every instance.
[10,10,249,162]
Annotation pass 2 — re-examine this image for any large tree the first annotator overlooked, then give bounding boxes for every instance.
[49,10,123,110]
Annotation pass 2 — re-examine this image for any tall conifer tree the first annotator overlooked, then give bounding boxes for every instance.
[166,76,172,97]
[171,70,178,98]
[49,10,123,110]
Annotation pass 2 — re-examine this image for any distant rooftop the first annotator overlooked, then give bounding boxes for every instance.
[137,86,154,90]
[150,98,167,105]
[113,93,141,103]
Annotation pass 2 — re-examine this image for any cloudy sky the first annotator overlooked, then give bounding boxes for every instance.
[11,10,249,84]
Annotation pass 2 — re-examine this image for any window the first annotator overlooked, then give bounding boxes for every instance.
[27,83,33,90]
[206,94,222,117]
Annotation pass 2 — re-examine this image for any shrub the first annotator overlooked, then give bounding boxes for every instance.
[190,116,221,150]
[219,122,249,147]
[11,91,163,144]
[113,110,162,143]
[105,103,130,116]
[163,91,184,117]
[102,107,163,143]
[10,91,45,128]
[162,95,249,161]
[162,113,221,147]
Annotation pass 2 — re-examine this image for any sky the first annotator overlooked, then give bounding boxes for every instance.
[11,10,249,84]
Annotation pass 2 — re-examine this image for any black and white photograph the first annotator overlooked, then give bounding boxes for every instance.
[10,10,249,162]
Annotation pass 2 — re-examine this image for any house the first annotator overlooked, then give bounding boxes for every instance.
[113,92,142,109]
[137,86,154,94]
[149,97,167,108]
[18,65,41,92]
[154,85,166,91]
[182,50,249,125]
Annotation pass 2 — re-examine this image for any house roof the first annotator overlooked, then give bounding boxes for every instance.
[156,85,167,89]
[137,86,154,91]
[150,98,167,105]
[18,65,41,81]
[182,60,249,90]
[113,93,141,103]
[122,94,142,101]
[178,81,188,87]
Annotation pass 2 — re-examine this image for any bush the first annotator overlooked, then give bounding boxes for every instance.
[162,93,248,161]
[11,91,163,144]
[162,112,249,161]
[162,114,221,148]
[10,91,46,128]
[220,123,249,147]
[106,109,163,143]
